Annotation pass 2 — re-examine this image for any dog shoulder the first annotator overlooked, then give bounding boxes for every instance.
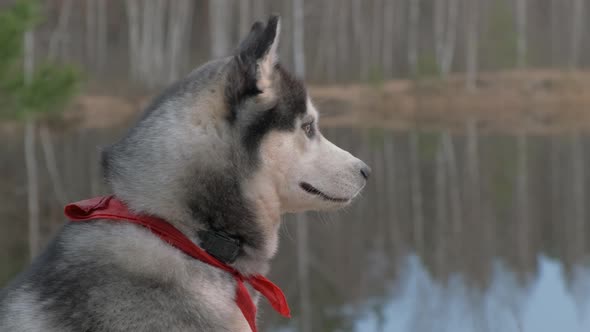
[1,221,243,331]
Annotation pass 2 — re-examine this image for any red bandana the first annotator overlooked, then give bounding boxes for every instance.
[64,195,290,332]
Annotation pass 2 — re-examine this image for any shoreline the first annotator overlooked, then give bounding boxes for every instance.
[3,69,590,135]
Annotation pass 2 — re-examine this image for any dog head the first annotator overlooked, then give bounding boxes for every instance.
[102,15,369,263]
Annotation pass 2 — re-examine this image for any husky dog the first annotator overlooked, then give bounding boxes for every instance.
[0,16,369,331]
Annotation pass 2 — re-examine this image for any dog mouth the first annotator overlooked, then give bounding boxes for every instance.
[299,182,349,203]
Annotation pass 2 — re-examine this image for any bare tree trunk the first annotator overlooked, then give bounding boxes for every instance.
[125,0,140,79]
[139,1,153,78]
[167,0,193,83]
[24,31,34,81]
[516,0,527,68]
[336,0,349,79]
[352,0,370,80]
[296,213,311,332]
[39,126,68,205]
[371,0,383,74]
[551,0,562,66]
[466,0,479,90]
[141,0,166,87]
[86,0,96,69]
[97,0,107,71]
[24,29,39,260]
[382,0,395,77]
[434,0,445,67]
[325,0,338,81]
[126,0,191,86]
[209,0,232,58]
[253,0,265,18]
[570,0,584,68]
[25,122,40,259]
[434,0,459,77]
[48,0,73,60]
[239,0,251,36]
[293,0,305,77]
[408,0,420,77]
[312,1,333,80]
[442,0,459,77]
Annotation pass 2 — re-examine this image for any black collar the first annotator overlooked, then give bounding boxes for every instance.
[197,230,242,264]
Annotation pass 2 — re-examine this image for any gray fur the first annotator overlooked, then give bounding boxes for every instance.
[0,15,368,331]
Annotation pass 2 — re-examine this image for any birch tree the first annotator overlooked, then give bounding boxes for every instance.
[434,0,459,77]
[293,0,305,77]
[382,0,395,77]
[408,0,420,77]
[0,1,78,259]
[86,0,96,69]
[126,0,193,87]
[570,0,584,68]
[239,0,251,37]
[48,0,73,60]
[209,0,232,58]
[24,29,39,259]
[97,0,107,71]
[516,0,527,68]
[166,0,193,83]
[352,0,370,80]
[466,0,479,90]
[371,0,384,76]
[39,126,68,205]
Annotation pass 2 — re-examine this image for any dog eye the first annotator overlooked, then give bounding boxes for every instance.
[302,121,314,137]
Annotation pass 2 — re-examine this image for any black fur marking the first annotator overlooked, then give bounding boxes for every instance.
[242,66,307,155]
[225,16,280,124]
[238,16,279,62]
[187,169,264,253]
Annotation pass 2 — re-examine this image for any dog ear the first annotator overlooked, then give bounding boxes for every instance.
[236,15,281,94]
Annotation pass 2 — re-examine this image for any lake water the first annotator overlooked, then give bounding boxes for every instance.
[1,125,589,332]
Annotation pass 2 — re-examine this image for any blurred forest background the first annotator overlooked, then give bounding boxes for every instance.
[2,0,590,331]
[3,0,589,86]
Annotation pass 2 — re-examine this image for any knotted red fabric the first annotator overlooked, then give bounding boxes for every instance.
[64,195,290,332]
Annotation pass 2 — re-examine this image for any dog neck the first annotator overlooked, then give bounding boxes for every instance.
[173,171,282,277]
[108,158,282,276]
[231,183,281,276]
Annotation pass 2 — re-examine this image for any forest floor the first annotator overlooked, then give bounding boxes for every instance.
[4,69,590,135]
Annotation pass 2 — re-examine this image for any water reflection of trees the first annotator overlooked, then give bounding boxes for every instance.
[1,125,590,331]
[265,127,590,331]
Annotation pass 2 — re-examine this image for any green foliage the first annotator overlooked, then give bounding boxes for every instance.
[416,53,439,79]
[367,65,385,88]
[0,0,39,76]
[482,0,518,69]
[0,0,80,121]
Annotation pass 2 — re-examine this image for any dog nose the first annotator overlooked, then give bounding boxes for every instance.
[360,163,371,180]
